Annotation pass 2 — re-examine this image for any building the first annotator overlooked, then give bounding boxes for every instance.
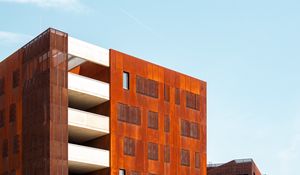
[0,28,207,175]
[207,159,262,175]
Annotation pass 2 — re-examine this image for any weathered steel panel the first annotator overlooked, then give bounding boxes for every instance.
[110,49,206,175]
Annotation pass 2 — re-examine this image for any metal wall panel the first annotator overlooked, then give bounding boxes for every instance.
[0,28,68,175]
[110,49,207,175]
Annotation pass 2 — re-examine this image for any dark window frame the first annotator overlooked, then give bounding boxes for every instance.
[148,142,159,161]
[164,115,170,133]
[148,111,158,130]
[119,169,126,175]
[123,137,136,156]
[117,103,141,125]
[181,149,190,166]
[175,88,180,105]
[12,69,20,88]
[164,145,170,163]
[0,109,4,128]
[0,77,4,95]
[9,103,16,123]
[123,71,130,90]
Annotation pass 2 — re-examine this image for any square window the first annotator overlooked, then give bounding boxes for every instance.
[123,72,129,90]
[119,169,126,175]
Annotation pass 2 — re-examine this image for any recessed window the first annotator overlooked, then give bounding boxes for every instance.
[0,78,4,95]
[13,135,20,154]
[119,169,126,175]
[117,103,141,125]
[164,84,170,102]
[195,152,200,168]
[2,139,8,158]
[123,72,129,90]
[136,75,158,98]
[181,149,190,166]
[148,142,158,160]
[164,115,170,133]
[148,111,158,130]
[175,88,180,105]
[9,104,16,123]
[123,137,136,156]
[0,110,4,128]
[164,145,170,163]
[12,69,20,88]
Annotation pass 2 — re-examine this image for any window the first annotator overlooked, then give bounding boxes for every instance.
[119,169,126,175]
[164,145,170,163]
[0,110,4,128]
[117,103,141,125]
[195,152,200,168]
[164,84,170,102]
[148,142,158,160]
[136,76,158,98]
[175,88,180,105]
[148,111,158,130]
[9,104,16,123]
[181,119,200,139]
[181,119,190,137]
[181,149,190,166]
[2,139,8,158]
[186,91,200,110]
[0,77,4,95]
[12,70,20,88]
[124,137,135,156]
[164,115,170,133]
[131,171,140,175]
[13,135,20,154]
[190,122,200,139]
[123,72,129,90]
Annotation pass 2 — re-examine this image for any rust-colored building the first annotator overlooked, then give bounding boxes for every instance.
[0,28,207,175]
[207,159,261,175]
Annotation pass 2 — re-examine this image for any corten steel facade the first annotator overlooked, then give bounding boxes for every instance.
[207,159,261,175]
[0,28,207,175]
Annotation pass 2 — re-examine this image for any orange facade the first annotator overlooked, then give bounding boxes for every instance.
[0,28,207,175]
[0,28,68,175]
[109,50,207,175]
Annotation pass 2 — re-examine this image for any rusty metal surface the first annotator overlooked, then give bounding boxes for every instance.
[207,160,262,175]
[0,28,68,175]
[110,49,207,175]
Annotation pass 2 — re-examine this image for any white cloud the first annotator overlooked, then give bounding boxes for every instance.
[0,0,88,12]
[0,31,32,45]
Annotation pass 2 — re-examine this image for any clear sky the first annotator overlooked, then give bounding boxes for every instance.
[1,1,300,174]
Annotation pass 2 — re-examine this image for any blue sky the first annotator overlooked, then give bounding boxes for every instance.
[1,0,300,174]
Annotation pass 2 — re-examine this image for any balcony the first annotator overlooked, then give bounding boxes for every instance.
[68,72,109,110]
[68,108,109,143]
[68,36,109,68]
[68,143,109,173]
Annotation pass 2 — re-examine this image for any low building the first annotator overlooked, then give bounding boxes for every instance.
[207,159,261,175]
